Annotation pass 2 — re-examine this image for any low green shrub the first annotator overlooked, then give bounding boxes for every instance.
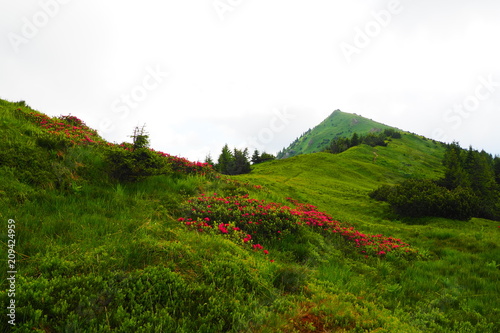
[105,146,170,182]
[4,263,271,332]
[371,180,479,220]
[368,184,395,201]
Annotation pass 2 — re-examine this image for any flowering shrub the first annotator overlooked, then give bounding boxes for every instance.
[179,194,419,259]
[21,109,103,146]
[19,108,214,178]
[181,194,300,243]
[285,198,418,258]
[156,151,213,176]
[58,114,86,127]
[179,216,272,258]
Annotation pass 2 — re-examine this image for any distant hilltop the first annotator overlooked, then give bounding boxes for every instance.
[277,110,397,159]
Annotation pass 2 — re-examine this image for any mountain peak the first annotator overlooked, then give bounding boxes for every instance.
[277,110,396,159]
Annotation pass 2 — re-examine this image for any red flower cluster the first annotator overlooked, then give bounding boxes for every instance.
[19,108,214,177]
[155,151,213,176]
[286,198,417,257]
[181,193,298,244]
[21,110,103,146]
[179,213,271,257]
[218,223,229,233]
[58,114,86,127]
[179,194,419,259]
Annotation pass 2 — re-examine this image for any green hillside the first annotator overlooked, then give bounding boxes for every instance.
[277,109,397,158]
[242,133,446,223]
[237,135,500,332]
[1,99,499,332]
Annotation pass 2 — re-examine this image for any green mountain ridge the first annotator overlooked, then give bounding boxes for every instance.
[1,99,499,332]
[277,109,398,158]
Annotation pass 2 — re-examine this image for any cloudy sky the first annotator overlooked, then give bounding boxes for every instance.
[1,0,499,161]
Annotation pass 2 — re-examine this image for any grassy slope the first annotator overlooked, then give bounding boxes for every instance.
[1,99,499,332]
[0,101,420,332]
[247,133,445,222]
[237,134,500,332]
[278,110,396,158]
[0,102,284,332]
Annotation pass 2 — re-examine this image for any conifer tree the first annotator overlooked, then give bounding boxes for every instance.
[329,137,350,154]
[232,148,251,175]
[350,132,360,146]
[440,142,469,189]
[216,144,234,174]
[251,149,261,164]
[464,147,496,198]
[131,124,150,150]
[494,156,500,185]
[204,154,215,167]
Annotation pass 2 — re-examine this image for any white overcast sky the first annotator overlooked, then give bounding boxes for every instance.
[1,0,499,161]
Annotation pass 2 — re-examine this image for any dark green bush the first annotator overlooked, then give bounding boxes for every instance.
[363,133,388,147]
[384,128,402,139]
[379,180,479,220]
[8,265,265,332]
[369,184,395,201]
[327,130,400,155]
[106,146,170,182]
